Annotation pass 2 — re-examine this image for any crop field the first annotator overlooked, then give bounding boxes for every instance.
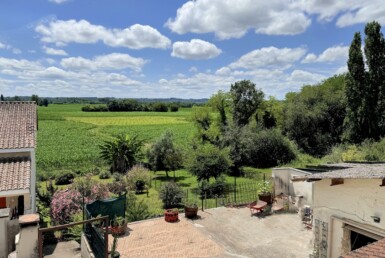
[37,104,196,177]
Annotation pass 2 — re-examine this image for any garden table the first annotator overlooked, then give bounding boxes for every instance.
[248,200,267,215]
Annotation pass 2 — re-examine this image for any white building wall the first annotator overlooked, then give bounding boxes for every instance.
[312,178,385,258]
[272,168,313,206]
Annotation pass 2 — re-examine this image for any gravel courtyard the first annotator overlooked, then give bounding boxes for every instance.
[114,207,313,258]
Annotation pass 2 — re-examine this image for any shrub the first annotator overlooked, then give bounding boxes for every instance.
[159,182,184,208]
[55,172,75,185]
[169,104,179,112]
[72,176,110,201]
[246,129,296,168]
[151,102,168,112]
[99,171,111,179]
[126,192,151,222]
[112,172,123,182]
[51,189,82,224]
[198,176,228,198]
[126,166,151,191]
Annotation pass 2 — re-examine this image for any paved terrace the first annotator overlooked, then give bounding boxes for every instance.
[112,207,313,258]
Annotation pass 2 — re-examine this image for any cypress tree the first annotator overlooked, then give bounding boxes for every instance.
[345,32,366,143]
[364,21,385,138]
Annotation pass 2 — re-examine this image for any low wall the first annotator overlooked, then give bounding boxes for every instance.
[81,233,95,258]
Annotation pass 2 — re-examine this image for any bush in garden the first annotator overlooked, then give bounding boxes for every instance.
[51,189,82,224]
[55,172,75,185]
[198,175,228,198]
[159,182,184,208]
[51,180,110,225]
[99,171,111,179]
[246,129,296,168]
[126,166,151,191]
[125,192,151,222]
[169,104,179,112]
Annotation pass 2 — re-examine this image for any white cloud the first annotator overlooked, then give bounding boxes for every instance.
[43,46,68,56]
[215,67,231,76]
[166,0,311,39]
[292,0,385,27]
[60,53,147,72]
[287,70,326,84]
[189,66,198,73]
[335,66,348,74]
[302,45,349,63]
[0,57,42,71]
[229,47,306,70]
[171,39,221,60]
[0,42,8,49]
[35,19,171,49]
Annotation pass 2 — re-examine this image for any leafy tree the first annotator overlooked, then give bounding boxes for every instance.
[147,131,183,177]
[208,90,231,130]
[364,21,385,139]
[0,94,4,101]
[345,21,385,142]
[186,143,232,182]
[230,80,264,127]
[31,94,40,105]
[99,134,144,174]
[190,106,220,144]
[244,129,296,168]
[42,98,49,107]
[284,75,346,156]
[345,32,367,143]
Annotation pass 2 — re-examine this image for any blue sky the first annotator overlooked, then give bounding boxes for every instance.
[0,0,384,99]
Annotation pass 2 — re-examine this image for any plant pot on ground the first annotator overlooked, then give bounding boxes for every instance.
[110,216,127,236]
[184,202,198,219]
[257,180,273,204]
[164,208,179,223]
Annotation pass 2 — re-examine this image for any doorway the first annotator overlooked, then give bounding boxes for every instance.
[351,230,377,251]
[0,197,6,208]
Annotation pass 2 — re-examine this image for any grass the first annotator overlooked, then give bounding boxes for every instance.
[37,104,195,177]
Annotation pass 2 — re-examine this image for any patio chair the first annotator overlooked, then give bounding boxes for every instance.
[272,197,284,213]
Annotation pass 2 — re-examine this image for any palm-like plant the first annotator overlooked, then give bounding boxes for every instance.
[99,134,144,174]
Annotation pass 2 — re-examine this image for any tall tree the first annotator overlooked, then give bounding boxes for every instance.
[364,21,385,139]
[99,134,144,174]
[31,94,40,105]
[0,94,4,101]
[345,32,367,143]
[230,80,264,127]
[147,131,183,178]
[345,21,385,142]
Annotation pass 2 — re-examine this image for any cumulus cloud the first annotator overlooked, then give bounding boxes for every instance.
[0,42,8,49]
[302,45,349,63]
[166,0,311,39]
[293,0,385,27]
[287,70,326,83]
[60,53,147,72]
[171,39,222,60]
[229,47,306,70]
[43,46,68,56]
[35,19,171,49]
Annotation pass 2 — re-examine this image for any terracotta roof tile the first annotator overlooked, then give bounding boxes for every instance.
[343,238,385,257]
[0,157,31,192]
[0,101,37,149]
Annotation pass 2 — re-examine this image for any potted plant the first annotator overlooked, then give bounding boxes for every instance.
[184,202,198,219]
[164,208,179,223]
[257,180,272,204]
[110,216,127,236]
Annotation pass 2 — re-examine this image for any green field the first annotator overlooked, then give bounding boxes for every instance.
[37,104,196,177]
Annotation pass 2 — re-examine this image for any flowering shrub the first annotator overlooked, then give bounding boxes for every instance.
[51,180,110,225]
[51,189,82,224]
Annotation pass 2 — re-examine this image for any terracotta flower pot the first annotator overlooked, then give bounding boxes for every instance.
[184,206,198,219]
[164,209,179,223]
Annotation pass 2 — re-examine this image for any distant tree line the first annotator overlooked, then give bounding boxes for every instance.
[82,99,180,112]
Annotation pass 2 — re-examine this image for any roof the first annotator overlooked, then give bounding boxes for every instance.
[0,157,31,192]
[342,238,385,257]
[0,101,37,149]
[292,163,385,181]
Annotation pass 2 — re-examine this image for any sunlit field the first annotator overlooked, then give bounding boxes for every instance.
[37,104,195,177]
